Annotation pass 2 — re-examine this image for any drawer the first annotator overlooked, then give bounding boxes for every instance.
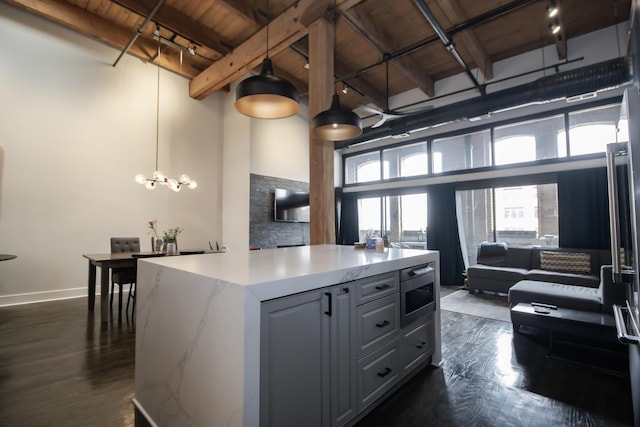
[356,293,399,357]
[401,314,434,373]
[357,338,401,412]
[354,271,398,306]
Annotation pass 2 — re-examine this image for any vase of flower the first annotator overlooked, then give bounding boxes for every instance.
[153,237,164,253]
[162,227,182,254]
[148,219,162,252]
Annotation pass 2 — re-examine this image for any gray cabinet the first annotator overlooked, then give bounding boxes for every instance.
[329,285,357,427]
[260,289,330,427]
[260,269,435,427]
[401,313,435,374]
[260,284,356,427]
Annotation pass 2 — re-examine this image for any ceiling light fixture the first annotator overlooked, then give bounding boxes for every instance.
[234,0,300,119]
[550,22,561,35]
[135,38,197,192]
[312,3,362,141]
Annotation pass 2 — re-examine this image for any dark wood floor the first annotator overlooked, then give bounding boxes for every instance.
[0,287,634,427]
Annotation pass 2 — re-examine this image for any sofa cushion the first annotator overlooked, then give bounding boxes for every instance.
[505,246,533,269]
[508,280,602,312]
[468,264,528,282]
[525,269,600,288]
[476,241,508,266]
[539,250,591,274]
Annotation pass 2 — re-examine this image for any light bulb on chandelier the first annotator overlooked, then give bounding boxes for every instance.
[135,29,197,193]
[135,171,198,192]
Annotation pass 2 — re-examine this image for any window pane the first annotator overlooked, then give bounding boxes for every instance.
[344,152,381,184]
[383,194,428,249]
[494,184,558,246]
[432,130,491,173]
[382,142,428,179]
[494,115,566,165]
[456,184,558,265]
[568,104,619,155]
[357,197,381,241]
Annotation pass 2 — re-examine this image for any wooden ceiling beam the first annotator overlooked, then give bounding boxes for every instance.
[189,0,329,100]
[189,0,366,100]
[4,0,203,79]
[434,0,494,80]
[111,0,231,59]
[343,7,436,99]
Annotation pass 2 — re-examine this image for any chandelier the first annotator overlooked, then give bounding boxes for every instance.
[135,37,197,192]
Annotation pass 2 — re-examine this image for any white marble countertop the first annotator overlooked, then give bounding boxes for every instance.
[134,244,441,427]
[140,244,438,301]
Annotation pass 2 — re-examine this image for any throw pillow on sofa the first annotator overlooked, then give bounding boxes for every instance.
[539,251,591,274]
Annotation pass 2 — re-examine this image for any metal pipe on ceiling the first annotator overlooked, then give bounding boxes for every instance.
[413,0,486,96]
[309,0,535,87]
[113,0,166,67]
[336,57,630,149]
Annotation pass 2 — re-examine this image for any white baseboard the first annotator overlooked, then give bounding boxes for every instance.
[0,287,107,307]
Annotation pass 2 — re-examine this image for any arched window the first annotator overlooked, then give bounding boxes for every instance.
[494,135,536,165]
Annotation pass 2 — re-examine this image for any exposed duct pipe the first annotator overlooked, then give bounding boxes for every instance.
[414,0,486,95]
[336,57,630,149]
[113,0,165,67]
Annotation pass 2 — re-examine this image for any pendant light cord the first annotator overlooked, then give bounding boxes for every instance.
[333,0,338,95]
[155,26,160,172]
[266,0,270,59]
[156,65,160,171]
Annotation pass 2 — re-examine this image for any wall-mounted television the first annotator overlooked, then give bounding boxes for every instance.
[274,188,310,223]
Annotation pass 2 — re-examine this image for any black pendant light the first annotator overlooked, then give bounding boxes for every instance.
[311,3,362,141]
[312,94,362,140]
[235,0,300,119]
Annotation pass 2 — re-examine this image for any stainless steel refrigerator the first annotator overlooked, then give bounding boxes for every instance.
[607,86,640,427]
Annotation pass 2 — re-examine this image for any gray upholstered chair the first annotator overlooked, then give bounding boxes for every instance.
[110,237,140,317]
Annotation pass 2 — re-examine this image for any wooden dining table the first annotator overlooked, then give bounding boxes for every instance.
[83,250,211,323]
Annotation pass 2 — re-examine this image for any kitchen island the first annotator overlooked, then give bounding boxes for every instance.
[134,245,440,427]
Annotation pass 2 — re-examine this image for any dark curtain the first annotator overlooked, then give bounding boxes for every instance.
[337,192,360,245]
[557,167,610,249]
[427,184,465,286]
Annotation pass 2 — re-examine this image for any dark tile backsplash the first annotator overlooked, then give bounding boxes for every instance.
[250,174,309,249]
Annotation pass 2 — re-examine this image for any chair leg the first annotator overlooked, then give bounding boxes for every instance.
[109,282,114,309]
[126,283,135,316]
[118,284,123,317]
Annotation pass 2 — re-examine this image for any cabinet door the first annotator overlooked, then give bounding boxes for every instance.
[261,290,330,427]
[401,313,435,374]
[330,285,357,427]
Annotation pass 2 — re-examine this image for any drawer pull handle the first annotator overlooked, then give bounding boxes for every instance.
[375,284,390,290]
[416,341,426,349]
[377,367,392,378]
[324,292,332,316]
[375,320,390,328]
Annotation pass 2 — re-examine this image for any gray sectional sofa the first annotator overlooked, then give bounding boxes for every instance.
[467,242,612,295]
[469,242,627,343]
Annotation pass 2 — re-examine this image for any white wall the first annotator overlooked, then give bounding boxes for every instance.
[250,104,310,183]
[0,3,224,305]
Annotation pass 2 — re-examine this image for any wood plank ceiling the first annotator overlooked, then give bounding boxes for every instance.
[4,0,631,115]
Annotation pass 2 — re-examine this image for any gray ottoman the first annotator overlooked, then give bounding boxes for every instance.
[508,280,602,313]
